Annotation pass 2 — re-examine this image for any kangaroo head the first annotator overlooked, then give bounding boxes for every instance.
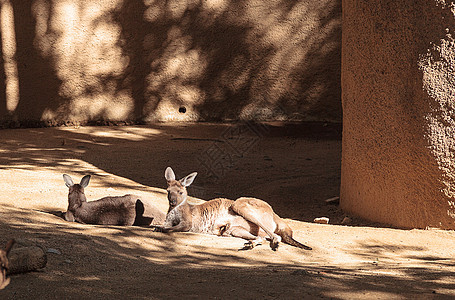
[63,174,90,212]
[165,167,197,207]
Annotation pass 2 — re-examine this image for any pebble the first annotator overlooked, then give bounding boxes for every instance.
[313,217,329,224]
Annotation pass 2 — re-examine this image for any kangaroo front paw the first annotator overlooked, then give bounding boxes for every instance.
[270,241,279,251]
[270,237,280,251]
[240,241,255,251]
[269,235,281,251]
[151,225,164,232]
[240,239,263,251]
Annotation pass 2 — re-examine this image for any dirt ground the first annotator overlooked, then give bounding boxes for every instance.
[0,123,454,299]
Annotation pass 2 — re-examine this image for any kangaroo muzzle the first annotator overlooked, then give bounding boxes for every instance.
[168,193,178,206]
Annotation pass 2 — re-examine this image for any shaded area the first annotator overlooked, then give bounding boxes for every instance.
[0,124,341,222]
[0,206,453,299]
[0,126,453,298]
[0,22,5,117]
[114,0,149,122]
[11,0,63,126]
[0,0,341,125]
[118,0,342,122]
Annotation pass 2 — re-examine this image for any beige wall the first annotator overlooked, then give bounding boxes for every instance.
[0,0,341,126]
[342,0,455,228]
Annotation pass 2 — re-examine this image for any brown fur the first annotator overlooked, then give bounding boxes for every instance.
[63,174,165,226]
[0,239,15,290]
[158,167,312,251]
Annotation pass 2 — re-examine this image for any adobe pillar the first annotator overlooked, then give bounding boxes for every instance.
[341,0,455,228]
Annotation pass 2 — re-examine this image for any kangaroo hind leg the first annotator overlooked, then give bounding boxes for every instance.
[222,223,266,250]
[232,198,281,251]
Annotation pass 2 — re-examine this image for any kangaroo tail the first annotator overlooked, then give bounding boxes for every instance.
[281,234,312,250]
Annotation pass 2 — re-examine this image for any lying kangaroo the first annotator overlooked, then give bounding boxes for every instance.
[63,174,165,226]
[0,239,15,290]
[155,167,312,251]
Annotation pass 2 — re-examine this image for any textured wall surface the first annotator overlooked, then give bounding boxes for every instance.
[0,0,341,125]
[342,0,455,228]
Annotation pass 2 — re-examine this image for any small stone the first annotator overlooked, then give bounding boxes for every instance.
[313,217,329,224]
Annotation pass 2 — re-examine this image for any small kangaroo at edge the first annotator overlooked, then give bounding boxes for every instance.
[0,239,14,290]
[63,174,165,226]
[155,167,312,251]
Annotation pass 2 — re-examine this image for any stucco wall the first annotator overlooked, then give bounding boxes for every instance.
[0,0,341,126]
[341,0,455,228]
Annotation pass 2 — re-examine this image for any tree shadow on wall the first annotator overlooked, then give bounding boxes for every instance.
[0,0,341,124]
[0,27,6,118]
[5,1,63,126]
[114,0,341,122]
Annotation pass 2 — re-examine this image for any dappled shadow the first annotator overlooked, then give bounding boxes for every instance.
[7,1,63,127]
[0,0,341,125]
[0,0,343,222]
[119,0,341,122]
[0,26,5,118]
[0,124,341,222]
[0,205,454,298]
[352,240,455,269]
[114,0,151,122]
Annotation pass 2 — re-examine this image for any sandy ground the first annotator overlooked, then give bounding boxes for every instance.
[0,123,454,299]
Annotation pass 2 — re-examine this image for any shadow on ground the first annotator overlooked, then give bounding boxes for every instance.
[0,205,453,299]
[1,125,453,299]
[0,123,342,222]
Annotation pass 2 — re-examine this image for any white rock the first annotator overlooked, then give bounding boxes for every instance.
[313,217,329,224]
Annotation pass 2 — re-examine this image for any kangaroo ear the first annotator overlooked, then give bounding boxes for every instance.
[63,174,74,187]
[165,167,176,181]
[4,239,14,255]
[80,175,91,188]
[180,172,197,187]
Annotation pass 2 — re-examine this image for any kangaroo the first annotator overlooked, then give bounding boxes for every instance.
[63,174,165,226]
[155,167,312,251]
[0,239,15,290]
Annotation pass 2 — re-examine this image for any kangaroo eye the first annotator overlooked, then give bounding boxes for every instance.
[179,191,183,195]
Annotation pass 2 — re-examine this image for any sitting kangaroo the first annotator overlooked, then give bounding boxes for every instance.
[155,167,312,251]
[63,174,165,226]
